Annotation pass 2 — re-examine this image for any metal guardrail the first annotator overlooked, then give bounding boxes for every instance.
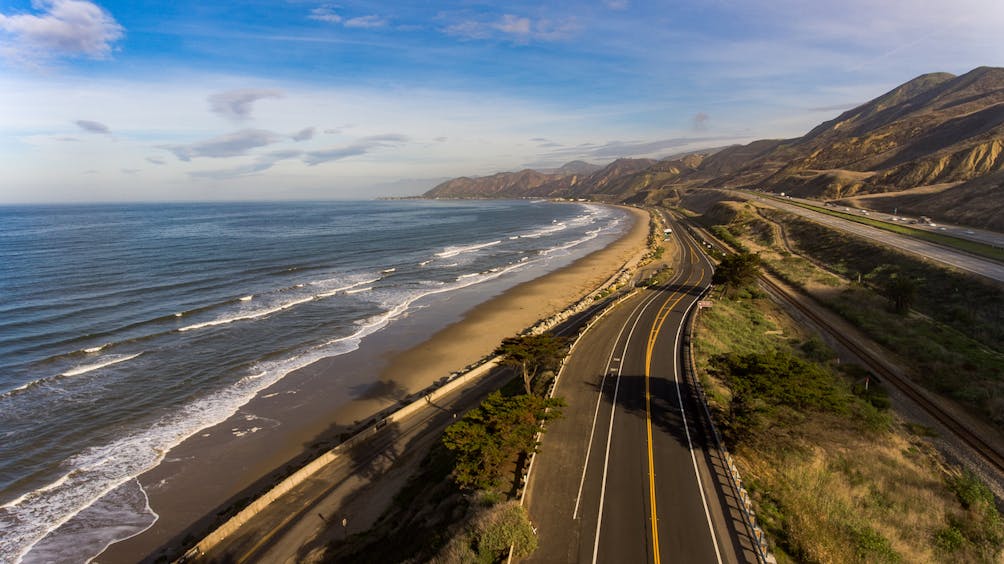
[684,295,773,563]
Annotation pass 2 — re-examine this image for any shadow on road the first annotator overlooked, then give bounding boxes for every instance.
[587,373,712,454]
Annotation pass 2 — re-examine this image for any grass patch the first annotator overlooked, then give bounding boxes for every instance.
[692,290,1003,563]
[747,209,1004,427]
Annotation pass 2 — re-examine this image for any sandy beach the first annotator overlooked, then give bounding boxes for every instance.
[100,204,649,562]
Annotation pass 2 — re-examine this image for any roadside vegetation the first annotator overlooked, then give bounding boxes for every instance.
[321,334,567,563]
[693,278,1003,563]
[703,199,1004,428]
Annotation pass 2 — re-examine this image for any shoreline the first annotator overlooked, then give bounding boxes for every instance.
[100,204,650,562]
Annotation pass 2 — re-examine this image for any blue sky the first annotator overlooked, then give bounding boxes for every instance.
[2,0,1002,202]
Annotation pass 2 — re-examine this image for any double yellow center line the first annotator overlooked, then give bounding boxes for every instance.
[643,241,705,564]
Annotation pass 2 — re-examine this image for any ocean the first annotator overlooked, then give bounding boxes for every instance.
[0,199,628,562]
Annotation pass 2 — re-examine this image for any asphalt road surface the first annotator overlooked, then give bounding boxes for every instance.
[523,219,756,563]
[745,194,1004,284]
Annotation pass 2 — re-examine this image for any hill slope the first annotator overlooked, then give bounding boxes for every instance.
[422,67,1004,229]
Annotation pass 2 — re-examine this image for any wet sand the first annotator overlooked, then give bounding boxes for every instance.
[100,205,649,562]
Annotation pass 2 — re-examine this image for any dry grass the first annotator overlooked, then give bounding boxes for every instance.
[693,291,1003,563]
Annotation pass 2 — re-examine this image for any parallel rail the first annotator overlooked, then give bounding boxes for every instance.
[757,275,1004,475]
[683,219,1004,476]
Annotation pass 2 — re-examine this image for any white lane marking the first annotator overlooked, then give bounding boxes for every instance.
[591,286,669,564]
[671,251,723,564]
[573,263,690,520]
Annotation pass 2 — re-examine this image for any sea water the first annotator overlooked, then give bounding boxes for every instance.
[0,199,628,562]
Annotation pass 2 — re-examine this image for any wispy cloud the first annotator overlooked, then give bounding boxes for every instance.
[604,0,630,9]
[691,112,709,132]
[308,6,342,24]
[541,136,740,161]
[74,119,110,134]
[309,7,386,29]
[345,15,387,29]
[444,13,578,42]
[808,103,861,112]
[0,0,124,64]
[304,134,408,165]
[208,89,284,121]
[163,129,281,161]
[189,134,410,178]
[291,127,316,141]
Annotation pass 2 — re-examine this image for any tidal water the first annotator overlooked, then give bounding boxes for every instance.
[0,199,628,562]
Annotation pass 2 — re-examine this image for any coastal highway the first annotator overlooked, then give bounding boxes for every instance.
[522,218,755,563]
[738,192,1004,284]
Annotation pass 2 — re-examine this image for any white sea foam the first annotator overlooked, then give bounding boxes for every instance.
[178,295,315,332]
[60,353,143,378]
[314,277,380,298]
[239,295,253,302]
[522,222,567,238]
[345,286,372,295]
[82,345,107,354]
[1,332,370,563]
[176,275,381,332]
[435,239,501,259]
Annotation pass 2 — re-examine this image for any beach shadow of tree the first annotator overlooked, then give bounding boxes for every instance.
[351,378,410,403]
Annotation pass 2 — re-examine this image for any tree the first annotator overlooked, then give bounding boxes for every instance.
[442,391,563,491]
[885,274,917,314]
[711,252,761,295]
[495,333,569,395]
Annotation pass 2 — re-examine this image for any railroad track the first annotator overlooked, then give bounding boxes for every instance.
[682,217,1004,476]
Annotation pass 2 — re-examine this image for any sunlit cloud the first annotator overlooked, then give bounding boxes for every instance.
[0,0,124,64]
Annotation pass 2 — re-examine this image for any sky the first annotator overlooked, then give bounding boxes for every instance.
[1,0,1003,202]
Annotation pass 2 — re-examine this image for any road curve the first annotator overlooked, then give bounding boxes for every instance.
[522,219,755,563]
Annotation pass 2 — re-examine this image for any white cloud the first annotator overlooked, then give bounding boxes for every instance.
[309,8,385,29]
[0,0,124,64]
[74,119,110,134]
[445,14,578,42]
[163,129,281,161]
[208,89,284,121]
[604,0,630,9]
[308,6,342,24]
[494,15,531,36]
[344,15,386,29]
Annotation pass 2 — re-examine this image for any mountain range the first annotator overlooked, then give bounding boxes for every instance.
[423,67,1004,230]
